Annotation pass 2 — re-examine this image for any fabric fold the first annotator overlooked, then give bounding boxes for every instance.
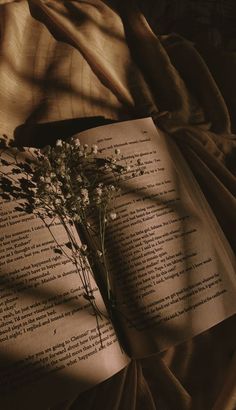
[0,1,235,409]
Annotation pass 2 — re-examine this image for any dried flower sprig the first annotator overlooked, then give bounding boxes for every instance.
[0,134,143,328]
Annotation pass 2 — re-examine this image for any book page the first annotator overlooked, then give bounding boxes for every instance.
[0,150,129,410]
[77,117,236,356]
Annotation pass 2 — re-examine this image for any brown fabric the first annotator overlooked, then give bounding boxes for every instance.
[0,1,235,409]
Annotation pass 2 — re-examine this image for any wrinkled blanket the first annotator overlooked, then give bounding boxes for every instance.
[0,1,235,409]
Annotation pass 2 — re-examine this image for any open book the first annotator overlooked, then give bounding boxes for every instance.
[0,118,235,409]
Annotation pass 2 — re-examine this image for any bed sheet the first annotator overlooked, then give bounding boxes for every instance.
[0,1,235,409]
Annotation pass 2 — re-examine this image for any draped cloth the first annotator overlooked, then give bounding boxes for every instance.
[0,1,235,409]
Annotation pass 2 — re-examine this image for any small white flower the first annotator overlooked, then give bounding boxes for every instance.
[81,188,89,198]
[56,157,62,165]
[81,244,87,252]
[44,185,53,193]
[73,137,80,147]
[95,187,103,196]
[56,139,63,147]
[76,175,82,183]
[91,144,98,154]
[81,189,89,205]
[45,177,52,184]
[109,212,117,220]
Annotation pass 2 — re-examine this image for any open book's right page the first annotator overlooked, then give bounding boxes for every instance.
[78,117,236,356]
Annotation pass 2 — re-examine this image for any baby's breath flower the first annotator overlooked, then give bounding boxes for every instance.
[50,171,56,177]
[95,187,103,196]
[91,144,98,154]
[0,134,138,330]
[81,244,87,252]
[72,137,80,147]
[109,212,117,221]
[56,139,63,147]
[76,175,82,183]
[81,188,89,206]
[81,188,88,197]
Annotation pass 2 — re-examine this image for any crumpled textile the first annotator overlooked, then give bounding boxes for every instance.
[0,1,235,409]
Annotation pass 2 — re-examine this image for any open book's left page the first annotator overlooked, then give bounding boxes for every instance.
[0,149,129,410]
